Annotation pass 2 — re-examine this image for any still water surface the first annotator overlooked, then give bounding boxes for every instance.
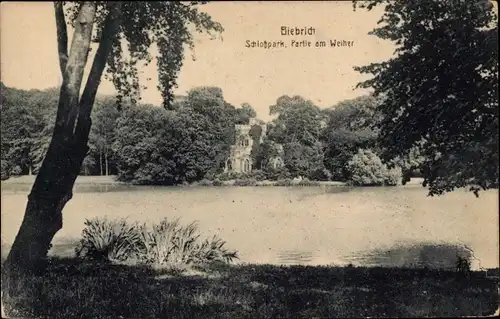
[1,180,498,270]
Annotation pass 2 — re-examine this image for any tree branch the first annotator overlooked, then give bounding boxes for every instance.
[54,1,68,77]
[75,3,122,142]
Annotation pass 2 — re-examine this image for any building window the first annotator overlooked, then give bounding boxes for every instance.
[226,159,232,171]
[240,138,249,147]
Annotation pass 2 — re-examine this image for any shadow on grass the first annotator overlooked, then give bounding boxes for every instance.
[2,256,499,319]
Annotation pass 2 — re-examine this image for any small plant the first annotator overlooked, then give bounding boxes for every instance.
[193,235,238,264]
[137,218,238,266]
[456,255,471,278]
[75,217,141,262]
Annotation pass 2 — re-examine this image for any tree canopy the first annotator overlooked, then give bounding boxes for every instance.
[354,0,499,196]
[113,86,236,185]
[322,95,381,181]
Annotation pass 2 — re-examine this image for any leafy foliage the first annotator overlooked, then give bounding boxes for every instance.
[233,178,258,186]
[346,149,402,186]
[75,217,238,266]
[75,217,141,262]
[0,84,58,177]
[60,2,224,108]
[283,141,326,179]
[268,95,325,147]
[89,96,121,175]
[113,87,236,185]
[266,95,328,178]
[234,103,257,124]
[354,0,498,196]
[137,218,238,265]
[322,95,381,181]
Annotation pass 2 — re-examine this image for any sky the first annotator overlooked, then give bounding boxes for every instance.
[1,1,396,120]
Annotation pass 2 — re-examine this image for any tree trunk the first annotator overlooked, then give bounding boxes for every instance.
[3,2,122,293]
[3,2,97,280]
[100,150,103,176]
[105,150,109,176]
[5,144,84,269]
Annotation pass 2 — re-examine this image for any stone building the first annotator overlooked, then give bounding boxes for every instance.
[225,118,265,173]
[224,118,285,173]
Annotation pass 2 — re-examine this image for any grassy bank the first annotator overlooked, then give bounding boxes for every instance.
[2,258,498,318]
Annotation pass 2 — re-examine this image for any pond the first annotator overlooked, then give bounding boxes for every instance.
[1,178,498,270]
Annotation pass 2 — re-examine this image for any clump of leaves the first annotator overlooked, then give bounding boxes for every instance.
[354,0,498,196]
[75,217,238,266]
[75,217,141,262]
[137,218,238,266]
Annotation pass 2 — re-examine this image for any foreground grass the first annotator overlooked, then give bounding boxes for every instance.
[2,258,498,318]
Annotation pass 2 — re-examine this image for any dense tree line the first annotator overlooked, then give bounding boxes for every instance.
[2,82,417,184]
[1,83,260,184]
[113,87,238,185]
[1,83,121,179]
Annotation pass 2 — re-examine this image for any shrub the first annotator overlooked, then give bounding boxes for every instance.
[76,217,238,267]
[308,168,333,181]
[75,217,141,262]
[275,178,293,186]
[137,218,237,266]
[212,178,224,186]
[216,171,243,181]
[10,165,22,176]
[1,160,12,180]
[385,167,403,186]
[263,167,292,181]
[346,149,388,186]
[347,149,404,186]
[249,169,267,181]
[233,178,258,186]
[197,178,213,186]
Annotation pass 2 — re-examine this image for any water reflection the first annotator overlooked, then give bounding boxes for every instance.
[276,250,314,265]
[1,182,136,194]
[345,242,475,270]
[2,181,497,271]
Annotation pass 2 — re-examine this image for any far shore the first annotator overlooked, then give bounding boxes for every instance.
[1,175,426,187]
